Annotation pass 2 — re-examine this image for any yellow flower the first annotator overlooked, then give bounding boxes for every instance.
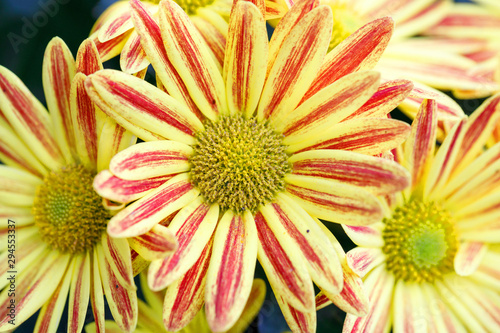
[85,276,266,333]
[86,0,413,331]
[0,38,177,332]
[88,0,288,73]
[343,95,500,331]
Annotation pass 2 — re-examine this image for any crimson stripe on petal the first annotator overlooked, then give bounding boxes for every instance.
[76,38,103,75]
[129,224,178,261]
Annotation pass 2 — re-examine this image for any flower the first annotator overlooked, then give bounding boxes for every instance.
[85,275,266,333]
[89,0,288,73]
[343,96,500,331]
[0,38,177,332]
[86,0,412,331]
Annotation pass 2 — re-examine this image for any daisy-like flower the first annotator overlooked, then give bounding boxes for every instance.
[343,96,500,332]
[89,0,288,73]
[86,0,413,331]
[85,275,266,333]
[0,38,177,332]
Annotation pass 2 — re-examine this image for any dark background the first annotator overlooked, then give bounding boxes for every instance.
[0,0,482,332]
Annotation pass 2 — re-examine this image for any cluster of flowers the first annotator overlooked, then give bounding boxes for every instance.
[1,0,499,332]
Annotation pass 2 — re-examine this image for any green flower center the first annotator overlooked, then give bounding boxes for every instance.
[189,115,290,213]
[382,200,458,283]
[33,165,109,254]
[171,0,215,15]
[324,1,363,51]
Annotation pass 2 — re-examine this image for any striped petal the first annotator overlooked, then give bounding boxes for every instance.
[76,38,103,76]
[342,223,384,248]
[275,292,316,333]
[262,193,343,295]
[285,174,384,226]
[97,244,137,333]
[159,0,227,119]
[148,197,218,290]
[33,258,74,333]
[131,249,150,277]
[90,31,129,63]
[316,292,331,310]
[90,250,105,333]
[343,265,395,333]
[121,30,150,74]
[107,173,199,238]
[110,140,193,180]
[87,69,204,145]
[42,37,77,164]
[192,9,228,69]
[393,280,428,332]
[224,1,267,117]
[163,239,213,332]
[97,117,137,172]
[97,4,134,42]
[227,278,266,333]
[129,223,178,261]
[0,66,63,170]
[254,211,315,312]
[205,210,258,332]
[0,252,70,330]
[278,71,381,143]
[303,17,394,102]
[93,170,171,204]
[346,247,385,278]
[287,117,410,156]
[67,253,90,333]
[289,149,410,195]
[102,235,135,290]
[130,0,204,121]
[257,5,332,121]
[404,99,437,196]
[454,242,488,277]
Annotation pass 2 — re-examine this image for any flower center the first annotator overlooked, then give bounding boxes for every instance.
[323,0,363,51]
[189,115,290,213]
[33,165,109,254]
[382,200,458,283]
[172,0,215,15]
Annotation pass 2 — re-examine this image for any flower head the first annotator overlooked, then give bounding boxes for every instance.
[343,96,500,331]
[86,0,413,330]
[0,37,177,332]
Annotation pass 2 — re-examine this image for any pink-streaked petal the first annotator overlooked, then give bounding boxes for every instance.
[316,292,332,310]
[68,253,91,333]
[130,0,204,121]
[261,193,343,296]
[76,38,103,76]
[96,244,137,333]
[393,280,428,332]
[90,31,129,63]
[107,173,199,238]
[33,258,74,333]
[287,118,411,157]
[346,247,385,278]
[0,252,71,330]
[93,170,171,203]
[343,265,395,333]
[278,71,381,143]
[87,69,204,145]
[0,66,63,170]
[131,249,149,277]
[224,1,267,117]
[404,99,437,195]
[129,223,178,261]
[254,211,315,312]
[148,197,218,290]
[159,0,227,119]
[192,9,228,69]
[205,210,258,332]
[342,224,384,248]
[90,250,105,333]
[345,79,414,120]
[289,149,410,195]
[97,6,134,43]
[120,31,150,74]
[163,239,213,332]
[257,5,332,122]
[109,140,192,180]
[303,17,394,102]
[42,37,77,164]
[454,242,488,276]
[285,174,384,226]
[264,0,288,19]
[102,235,135,290]
[275,292,316,333]
[96,117,137,172]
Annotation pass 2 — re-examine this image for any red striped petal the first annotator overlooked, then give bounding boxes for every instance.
[192,11,227,69]
[129,224,178,261]
[454,241,487,276]
[346,247,385,278]
[76,38,103,75]
[68,253,90,333]
[275,293,316,333]
[120,31,150,74]
[90,250,105,333]
[102,235,135,290]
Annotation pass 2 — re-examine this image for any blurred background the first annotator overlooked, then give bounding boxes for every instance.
[0,0,484,332]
